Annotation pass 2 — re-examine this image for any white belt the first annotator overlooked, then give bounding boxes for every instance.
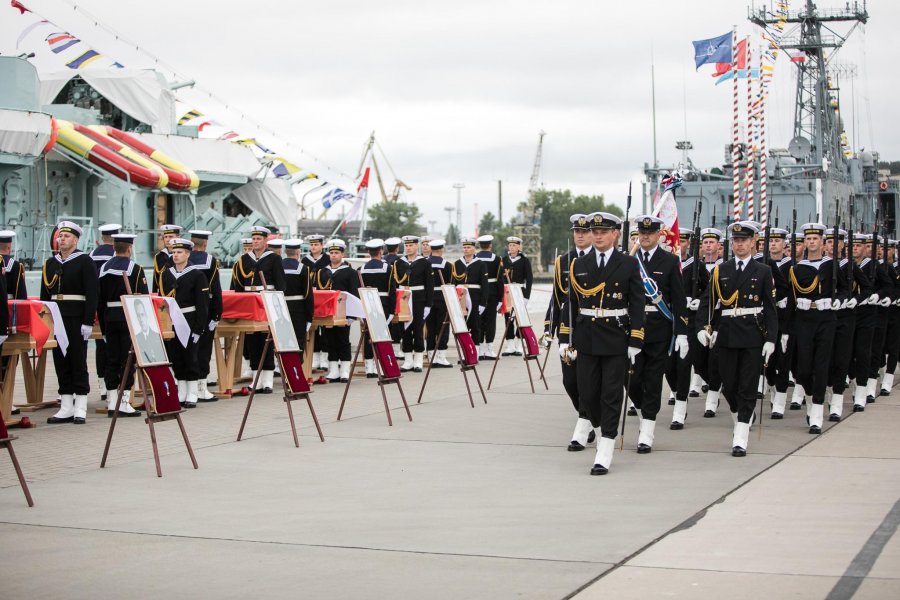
[644,305,658,313]
[54,294,86,301]
[487,278,498,283]
[180,306,196,313]
[580,308,628,318]
[404,285,425,291]
[284,295,306,301]
[243,285,274,291]
[796,298,832,311]
[378,292,389,297]
[721,307,763,317]
[464,284,480,289]
[106,301,123,308]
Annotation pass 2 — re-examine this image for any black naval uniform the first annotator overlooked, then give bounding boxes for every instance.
[884,259,900,387]
[3,254,27,299]
[359,258,393,360]
[384,252,403,346]
[158,265,209,381]
[317,263,360,363]
[391,254,434,354]
[665,252,709,404]
[97,257,149,393]
[283,256,315,354]
[303,251,330,362]
[502,252,533,342]
[869,258,896,386]
[41,250,98,396]
[850,256,879,402]
[695,258,724,412]
[427,255,454,352]
[828,256,871,400]
[90,243,114,395]
[764,256,794,398]
[564,247,645,440]
[189,249,223,384]
[476,250,503,348]
[452,256,489,342]
[230,250,286,371]
[152,248,172,293]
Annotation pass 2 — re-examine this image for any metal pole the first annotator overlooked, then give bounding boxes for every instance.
[453,183,465,236]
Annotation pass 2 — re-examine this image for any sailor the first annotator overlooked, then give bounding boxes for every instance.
[561,211,644,475]
[0,230,27,299]
[188,230,223,402]
[384,237,404,358]
[268,238,284,256]
[359,238,393,377]
[695,228,725,416]
[475,234,503,359]
[664,230,693,406]
[391,235,434,372]
[749,223,789,400]
[864,235,894,402]
[697,221,777,456]
[152,224,181,291]
[302,234,330,376]
[282,239,315,363]
[97,233,148,417]
[426,239,454,368]
[241,237,252,254]
[848,234,879,412]
[89,223,120,404]
[763,227,797,418]
[158,238,209,408]
[421,236,433,259]
[501,236,533,356]
[42,221,99,424]
[384,237,402,266]
[625,215,687,452]
[784,222,845,434]
[452,236,489,346]
[882,240,900,396]
[317,239,359,382]
[546,214,595,451]
[230,225,286,393]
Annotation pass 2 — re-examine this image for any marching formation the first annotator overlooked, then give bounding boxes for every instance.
[544,211,900,476]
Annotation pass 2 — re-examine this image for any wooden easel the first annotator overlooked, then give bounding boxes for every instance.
[487,284,548,393]
[417,312,487,407]
[0,417,33,506]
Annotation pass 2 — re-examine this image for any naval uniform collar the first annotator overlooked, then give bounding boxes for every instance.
[168,264,197,279]
[595,246,614,267]
[55,250,85,264]
[99,256,136,277]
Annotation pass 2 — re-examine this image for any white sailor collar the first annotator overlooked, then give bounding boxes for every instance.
[860,257,872,268]
[507,254,521,263]
[54,250,85,264]
[283,260,306,276]
[327,263,350,273]
[796,256,831,270]
[682,256,694,267]
[400,255,424,263]
[168,264,197,279]
[476,253,498,262]
[99,258,136,278]
[429,258,447,268]
[361,261,389,274]
[247,250,273,262]
[2,255,15,273]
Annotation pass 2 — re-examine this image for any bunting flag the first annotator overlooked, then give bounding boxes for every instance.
[65,49,101,69]
[178,109,204,126]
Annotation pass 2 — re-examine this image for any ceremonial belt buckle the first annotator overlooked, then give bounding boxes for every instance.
[406,285,425,291]
[464,284,480,289]
[284,295,306,301]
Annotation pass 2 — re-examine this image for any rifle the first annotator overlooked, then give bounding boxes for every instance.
[790,209,798,266]
[723,216,732,262]
[622,182,632,252]
[871,206,880,280]
[692,200,702,300]
[847,196,854,290]
[832,201,840,302]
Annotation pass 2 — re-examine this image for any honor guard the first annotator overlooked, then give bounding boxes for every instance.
[421,236,433,258]
[90,223,120,404]
[863,234,895,402]
[749,223,790,399]
[302,234,330,375]
[391,235,434,372]
[359,238,393,377]
[317,239,359,382]
[784,222,846,434]
[697,221,777,456]
[158,238,209,408]
[152,224,181,291]
[97,233,147,417]
[626,215,687,452]
[561,212,644,475]
[501,236,533,356]
[383,237,404,357]
[762,228,797,417]
[384,237,402,266]
[882,240,900,396]
[281,238,315,359]
[188,230,223,402]
[694,228,726,416]
[43,221,99,424]
[545,214,596,450]
[426,239,454,368]
[268,238,284,256]
[475,234,503,359]
[231,225,286,393]
[847,234,879,412]
[0,230,27,299]
[452,236,489,345]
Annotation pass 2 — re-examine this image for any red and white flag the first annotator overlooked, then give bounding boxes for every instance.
[651,173,683,261]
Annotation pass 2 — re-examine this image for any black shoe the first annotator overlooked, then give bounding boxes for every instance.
[567,441,585,452]
[326,377,340,383]
[274,371,282,378]
[47,415,74,424]
[512,351,523,356]
[197,396,218,403]
[756,392,764,400]
[587,430,596,444]
[789,402,802,410]
[501,351,513,357]
[401,366,414,372]
[481,356,496,361]
[73,417,86,424]
[255,387,273,395]
[340,377,349,383]
[809,425,821,434]
[689,391,700,398]
[702,384,709,393]
[788,380,796,387]
[100,393,108,402]
[637,443,652,454]
[829,413,841,422]
[180,401,197,409]
[11,407,19,415]
[366,373,378,379]
[771,412,784,420]
[853,404,865,412]
[732,446,747,457]
[432,362,452,369]
[413,367,422,373]
[667,397,676,406]
[670,421,684,430]
[108,409,141,418]
[703,410,716,418]
[880,388,890,396]
[627,407,637,416]
[590,464,609,475]
[866,396,875,404]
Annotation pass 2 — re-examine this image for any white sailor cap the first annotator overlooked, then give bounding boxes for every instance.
[284,238,303,249]
[588,212,622,230]
[160,224,181,233]
[507,236,523,244]
[267,238,285,247]
[305,234,325,243]
[825,228,848,240]
[365,238,385,250]
[326,238,346,252]
[169,238,194,251]
[793,232,806,241]
[385,237,402,247]
[430,239,446,249]
[800,222,826,236]
[569,214,590,230]
[421,236,433,243]
[634,215,664,232]
[250,225,271,237]
[98,223,121,235]
[189,229,212,240]
[0,230,16,243]
[241,238,252,245]
[728,221,757,238]
[743,220,764,232]
[769,227,789,239]
[461,236,478,246]
[700,227,723,240]
[111,233,137,244]
[402,235,420,244]
[477,234,494,244]
[57,221,83,237]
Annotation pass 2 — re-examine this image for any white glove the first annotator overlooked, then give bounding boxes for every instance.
[796,298,812,310]
[423,307,431,320]
[208,320,218,331]
[686,298,700,311]
[879,297,891,307]
[627,346,640,364]
[558,343,576,361]
[815,298,832,311]
[558,343,568,359]
[0,335,7,345]
[306,322,313,333]
[697,329,712,347]
[191,333,200,344]
[478,305,485,315]
[832,299,842,311]
[81,324,92,340]
[386,314,394,325]
[541,332,552,348]
[776,298,787,309]
[674,334,689,359]
[710,331,718,348]
[894,299,900,307]
[762,341,775,363]
[867,293,879,305]
[844,297,857,310]
[780,334,789,353]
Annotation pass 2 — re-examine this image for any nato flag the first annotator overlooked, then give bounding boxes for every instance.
[692,32,733,69]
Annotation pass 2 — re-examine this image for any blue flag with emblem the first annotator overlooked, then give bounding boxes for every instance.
[692,32,733,69]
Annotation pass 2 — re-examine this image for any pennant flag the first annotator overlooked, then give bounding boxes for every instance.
[178,109,204,126]
[11,0,30,14]
[235,138,275,154]
[714,68,760,85]
[692,32,733,69]
[65,49,101,69]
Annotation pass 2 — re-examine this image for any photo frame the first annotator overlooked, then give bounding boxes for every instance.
[261,291,301,352]
[507,283,532,328]
[442,285,469,333]
[122,295,169,367]
[358,287,393,342]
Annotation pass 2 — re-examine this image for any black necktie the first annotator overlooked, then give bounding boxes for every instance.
[599,253,605,271]
[578,250,584,257]
[643,251,650,264]
[737,261,743,273]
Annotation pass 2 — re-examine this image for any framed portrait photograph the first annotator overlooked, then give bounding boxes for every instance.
[358,287,393,342]
[261,291,301,352]
[442,285,469,333]
[122,295,169,367]
[507,283,532,328]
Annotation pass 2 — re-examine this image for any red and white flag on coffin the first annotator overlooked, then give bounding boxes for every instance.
[651,173,683,261]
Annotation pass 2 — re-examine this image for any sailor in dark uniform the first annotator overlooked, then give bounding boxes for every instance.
[188,230,223,402]
[421,236,433,259]
[230,225,286,393]
[391,235,434,372]
[452,236,489,346]
[0,230,27,299]
[43,221,99,424]
[282,238,315,361]
[97,233,147,417]
[268,238,284,257]
[867,237,896,400]
[501,236,533,356]
[317,239,360,382]
[545,214,596,450]
[359,238,392,377]
[383,237,404,358]
[696,228,726,417]
[158,238,209,408]
[697,221,777,456]
[426,239,454,368]
[763,228,797,417]
[475,235,503,359]
[882,240,900,396]
[302,234,330,375]
[152,224,181,292]
[90,223,120,404]
[562,212,644,475]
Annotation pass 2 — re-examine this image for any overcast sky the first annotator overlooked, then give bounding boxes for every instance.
[3,0,897,236]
